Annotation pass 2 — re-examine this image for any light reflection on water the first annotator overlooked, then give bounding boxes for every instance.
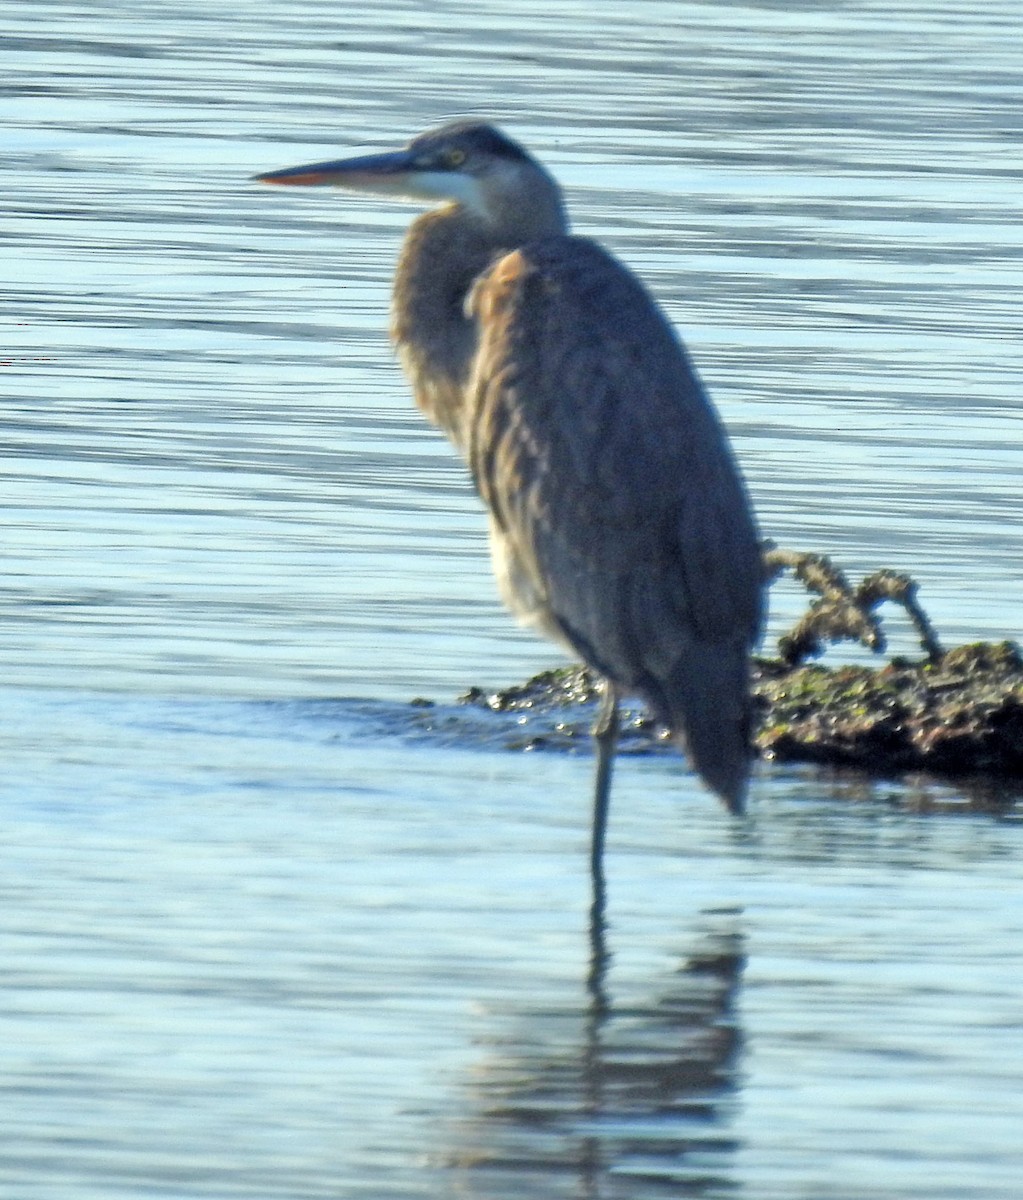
[3,0,1023,1197]
[2,692,1021,1198]
[5,1,1022,699]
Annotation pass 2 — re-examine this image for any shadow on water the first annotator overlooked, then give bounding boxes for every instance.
[443,908,745,1198]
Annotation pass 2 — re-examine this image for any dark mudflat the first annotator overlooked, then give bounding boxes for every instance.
[446,552,1023,787]
[454,642,1023,781]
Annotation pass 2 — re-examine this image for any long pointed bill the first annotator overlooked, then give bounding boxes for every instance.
[254,148,420,192]
[254,147,485,213]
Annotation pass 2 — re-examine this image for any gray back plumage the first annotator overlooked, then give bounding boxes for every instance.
[465,236,762,806]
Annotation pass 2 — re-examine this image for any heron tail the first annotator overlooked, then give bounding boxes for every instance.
[650,639,753,815]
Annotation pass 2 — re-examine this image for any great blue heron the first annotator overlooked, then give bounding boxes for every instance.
[256,121,763,874]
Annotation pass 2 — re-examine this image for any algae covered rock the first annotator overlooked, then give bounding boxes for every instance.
[754,643,1023,776]
[455,549,1023,783]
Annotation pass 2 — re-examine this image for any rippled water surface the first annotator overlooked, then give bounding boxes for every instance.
[3,2,1022,1197]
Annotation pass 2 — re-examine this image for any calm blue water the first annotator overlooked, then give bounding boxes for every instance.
[2,1,1022,1197]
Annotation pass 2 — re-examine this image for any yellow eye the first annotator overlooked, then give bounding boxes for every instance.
[443,147,467,168]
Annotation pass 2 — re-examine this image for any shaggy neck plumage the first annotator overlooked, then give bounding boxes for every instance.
[389,171,568,450]
[391,207,506,449]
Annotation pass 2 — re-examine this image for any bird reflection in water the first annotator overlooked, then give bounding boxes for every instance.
[443,910,745,1198]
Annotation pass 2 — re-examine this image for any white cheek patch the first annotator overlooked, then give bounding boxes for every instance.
[401,170,489,218]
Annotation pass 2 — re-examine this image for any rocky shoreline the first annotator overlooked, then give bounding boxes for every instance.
[459,642,1023,780]
[455,551,1023,784]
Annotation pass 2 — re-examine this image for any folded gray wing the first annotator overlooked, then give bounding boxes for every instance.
[466,236,763,807]
[467,235,761,668]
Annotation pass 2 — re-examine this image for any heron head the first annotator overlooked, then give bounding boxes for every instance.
[255,121,568,238]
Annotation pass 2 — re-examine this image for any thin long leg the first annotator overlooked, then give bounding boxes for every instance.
[588,680,618,1014]
[590,680,619,881]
